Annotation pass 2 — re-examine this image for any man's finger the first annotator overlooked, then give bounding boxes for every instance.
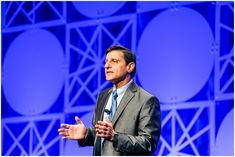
[58,127,69,131]
[62,135,70,140]
[95,124,108,131]
[96,132,112,138]
[75,116,82,124]
[96,127,107,134]
[61,124,70,129]
[59,130,69,136]
[97,120,106,125]
[97,121,109,128]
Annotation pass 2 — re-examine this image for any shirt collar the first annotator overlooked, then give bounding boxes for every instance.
[113,79,133,96]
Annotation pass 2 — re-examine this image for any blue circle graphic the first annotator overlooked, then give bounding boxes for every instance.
[73,1,125,18]
[137,7,214,103]
[2,29,65,115]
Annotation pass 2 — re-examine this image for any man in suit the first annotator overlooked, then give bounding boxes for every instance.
[58,45,161,155]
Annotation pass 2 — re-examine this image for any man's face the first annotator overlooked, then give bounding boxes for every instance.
[105,50,129,83]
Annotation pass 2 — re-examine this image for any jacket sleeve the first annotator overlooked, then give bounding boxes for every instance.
[77,127,95,146]
[112,96,161,155]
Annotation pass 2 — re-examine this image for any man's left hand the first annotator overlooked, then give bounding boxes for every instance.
[95,117,116,141]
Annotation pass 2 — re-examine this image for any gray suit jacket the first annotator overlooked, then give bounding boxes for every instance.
[78,82,161,155]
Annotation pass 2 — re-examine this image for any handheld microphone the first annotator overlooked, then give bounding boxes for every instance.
[104,109,111,114]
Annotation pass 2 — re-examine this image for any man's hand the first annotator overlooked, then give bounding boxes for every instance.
[58,116,87,140]
[95,117,117,141]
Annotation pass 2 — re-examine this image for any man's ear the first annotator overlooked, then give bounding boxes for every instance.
[127,62,135,73]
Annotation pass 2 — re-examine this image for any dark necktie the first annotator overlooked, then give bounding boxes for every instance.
[109,90,118,121]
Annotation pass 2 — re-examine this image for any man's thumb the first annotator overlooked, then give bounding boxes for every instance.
[105,117,112,123]
[75,116,82,124]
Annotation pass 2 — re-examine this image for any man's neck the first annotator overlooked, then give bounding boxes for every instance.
[114,76,132,89]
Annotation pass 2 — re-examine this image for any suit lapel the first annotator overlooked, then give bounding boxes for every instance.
[112,82,138,125]
[97,89,112,121]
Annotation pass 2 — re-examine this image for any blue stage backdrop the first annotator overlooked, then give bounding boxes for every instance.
[1,1,234,156]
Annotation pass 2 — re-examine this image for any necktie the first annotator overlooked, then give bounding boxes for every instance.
[109,90,118,121]
[101,90,118,154]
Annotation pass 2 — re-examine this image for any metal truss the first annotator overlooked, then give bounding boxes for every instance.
[158,101,213,155]
[2,1,66,33]
[1,114,64,155]
[214,2,234,101]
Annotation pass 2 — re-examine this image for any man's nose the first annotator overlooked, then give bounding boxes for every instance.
[104,62,111,68]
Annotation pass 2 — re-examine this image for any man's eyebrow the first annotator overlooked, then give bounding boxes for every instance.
[106,57,119,61]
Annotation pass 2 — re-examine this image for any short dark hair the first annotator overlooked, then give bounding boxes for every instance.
[106,45,136,77]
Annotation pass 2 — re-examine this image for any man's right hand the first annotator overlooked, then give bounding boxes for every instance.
[58,116,87,140]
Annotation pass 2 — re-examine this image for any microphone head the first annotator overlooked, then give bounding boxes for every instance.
[104,109,110,114]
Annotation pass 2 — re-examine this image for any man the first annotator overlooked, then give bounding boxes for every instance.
[58,45,161,155]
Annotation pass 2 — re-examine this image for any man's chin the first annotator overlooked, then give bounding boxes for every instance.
[106,77,116,83]
[105,77,113,81]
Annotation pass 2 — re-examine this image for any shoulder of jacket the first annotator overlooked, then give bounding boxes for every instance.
[101,87,112,94]
[138,86,156,98]
[98,87,112,99]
